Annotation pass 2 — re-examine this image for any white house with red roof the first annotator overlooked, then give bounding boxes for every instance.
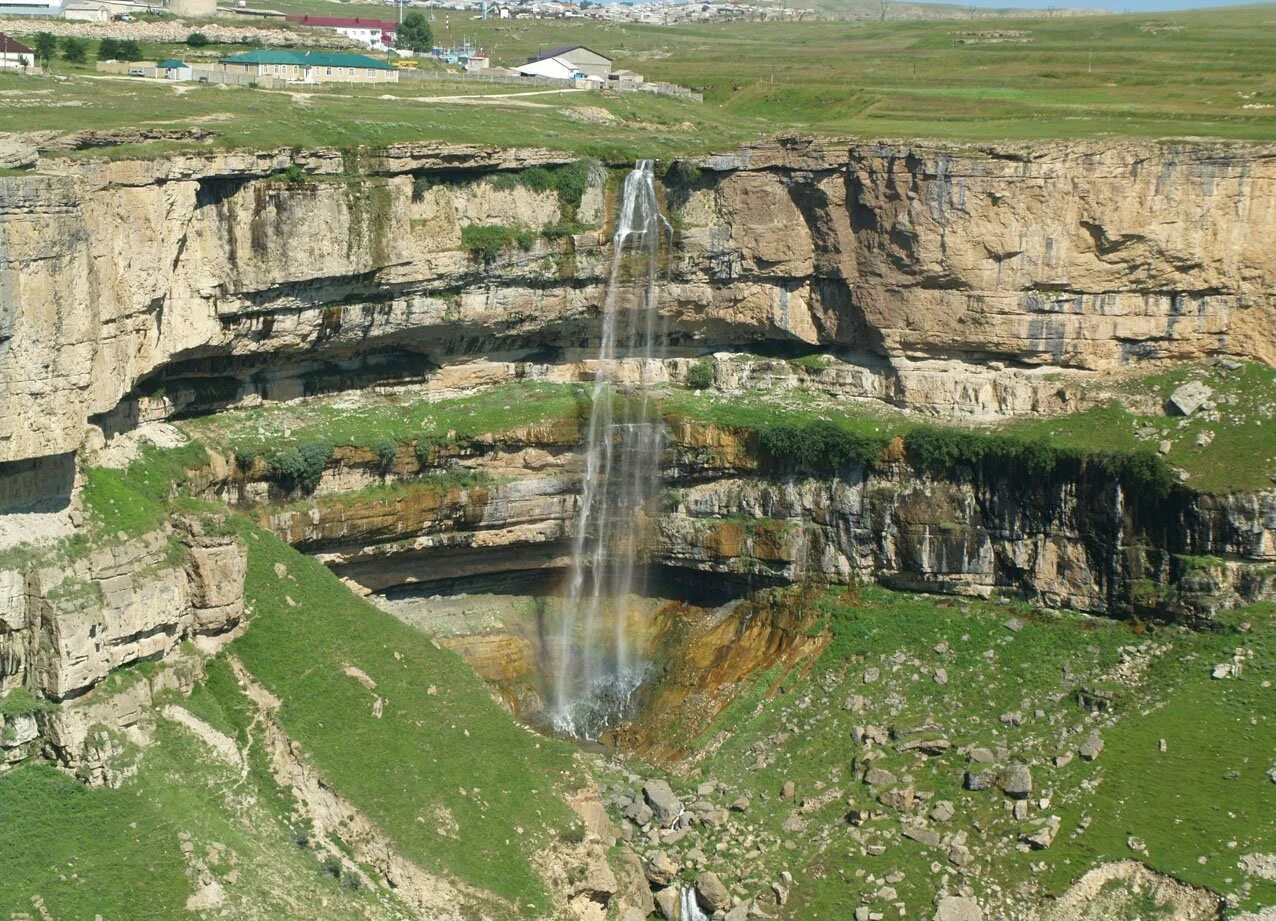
[285,14,397,51]
[0,33,34,70]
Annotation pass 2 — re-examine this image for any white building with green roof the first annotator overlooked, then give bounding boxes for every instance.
[220,49,398,84]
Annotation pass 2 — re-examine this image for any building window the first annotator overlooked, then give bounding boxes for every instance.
[367,68,374,76]
[326,67,332,75]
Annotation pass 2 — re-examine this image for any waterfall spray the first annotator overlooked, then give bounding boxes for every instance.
[549,160,672,739]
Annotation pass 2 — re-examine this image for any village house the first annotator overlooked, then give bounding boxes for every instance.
[517,45,612,80]
[156,57,192,80]
[220,49,399,83]
[61,0,110,21]
[0,33,34,69]
[284,14,397,52]
[0,0,59,17]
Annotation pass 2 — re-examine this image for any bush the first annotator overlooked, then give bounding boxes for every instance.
[372,439,398,468]
[280,163,307,184]
[686,359,715,391]
[117,38,141,60]
[758,420,887,471]
[664,159,702,187]
[486,160,596,215]
[96,37,121,61]
[186,31,209,47]
[233,449,257,471]
[269,442,333,492]
[411,174,432,202]
[460,224,536,261]
[60,37,88,65]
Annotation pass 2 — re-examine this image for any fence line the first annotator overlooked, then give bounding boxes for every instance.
[399,67,702,101]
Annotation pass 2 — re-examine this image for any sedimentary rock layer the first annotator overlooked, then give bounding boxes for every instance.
[1,139,1273,477]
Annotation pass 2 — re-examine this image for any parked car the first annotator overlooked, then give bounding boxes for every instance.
[128,67,147,76]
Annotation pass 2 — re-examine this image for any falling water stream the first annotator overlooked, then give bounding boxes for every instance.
[548,160,673,739]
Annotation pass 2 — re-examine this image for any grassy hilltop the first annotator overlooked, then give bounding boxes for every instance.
[1,5,1275,159]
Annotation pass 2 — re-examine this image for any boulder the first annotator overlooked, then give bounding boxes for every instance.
[934,895,983,921]
[1001,763,1033,799]
[901,822,942,848]
[1024,815,1061,850]
[1079,731,1104,761]
[645,851,679,887]
[654,886,679,921]
[930,800,956,823]
[1168,381,1212,416]
[644,779,684,827]
[695,871,732,913]
[864,767,897,787]
[624,801,654,827]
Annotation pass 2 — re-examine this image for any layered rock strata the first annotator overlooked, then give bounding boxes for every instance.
[0,519,247,778]
[196,423,1275,622]
[2,139,1273,496]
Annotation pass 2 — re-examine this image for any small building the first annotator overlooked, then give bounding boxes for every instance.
[519,45,611,80]
[156,57,192,80]
[285,14,397,51]
[0,0,60,17]
[0,33,35,69]
[63,0,110,21]
[608,68,642,84]
[220,49,399,84]
[464,54,489,72]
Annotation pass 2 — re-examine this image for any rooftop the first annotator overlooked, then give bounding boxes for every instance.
[285,14,398,31]
[528,44,611,64]
[222,49,396,71]
[0,33,33,54]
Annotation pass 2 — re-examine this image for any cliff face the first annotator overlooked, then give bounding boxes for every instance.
[0,520,246,779]
[196,423,1275,623]
[2,139,1274,493]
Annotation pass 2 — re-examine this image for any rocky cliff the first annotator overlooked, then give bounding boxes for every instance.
[184,420,1274,623]
[2,139,1274,508]
[0,518,246,780]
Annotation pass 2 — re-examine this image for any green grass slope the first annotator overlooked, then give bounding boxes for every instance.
[0,682,409,920]
[229,524,585,912]
[627,587,1275,917]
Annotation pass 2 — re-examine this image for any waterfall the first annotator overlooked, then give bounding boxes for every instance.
[549,160,673,739]
[679,886,710,921]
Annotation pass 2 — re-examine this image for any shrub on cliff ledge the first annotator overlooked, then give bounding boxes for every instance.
[460,224,537,261]
[687,360,715,391]
[759,420,888,470]
[268,442,333,493]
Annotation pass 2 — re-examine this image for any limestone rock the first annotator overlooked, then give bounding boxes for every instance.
[1002,763,1033,799]
[695,871,732,913]
[1169,381,1213,417]
[645,851,679,887]
[934,895,983,921]
[644,780,684,827]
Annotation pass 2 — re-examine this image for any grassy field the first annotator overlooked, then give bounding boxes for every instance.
[1004,360,1276,494]
[617,586,1276,918]
[2,6,1275,158]
[0,68,755,160]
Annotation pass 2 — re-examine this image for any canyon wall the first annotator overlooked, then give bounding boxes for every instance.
[2,139,1274,496]
[0,519,246,779]
[198,424,1276,623]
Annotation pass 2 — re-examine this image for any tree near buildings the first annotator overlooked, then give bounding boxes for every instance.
[397,12,433,52]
